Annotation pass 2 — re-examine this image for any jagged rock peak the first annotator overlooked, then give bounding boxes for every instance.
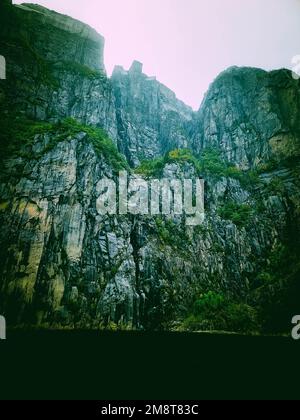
[111,59,194,165]
[113,60,144,76]
[129,60,143,73]
[113,61,144,77]
[112,60,192,112]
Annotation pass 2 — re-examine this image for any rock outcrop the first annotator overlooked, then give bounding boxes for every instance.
[193,67,300,169]
[0,2,299,333]
[15,3,106,72]
[112,61,194,166]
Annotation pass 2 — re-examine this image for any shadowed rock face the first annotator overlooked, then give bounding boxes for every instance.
[0,2,118,139]
[0,2,299,332]
[16,3,106,72]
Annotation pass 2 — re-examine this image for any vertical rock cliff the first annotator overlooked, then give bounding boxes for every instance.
[193,67,300,169]
[0,2,299,333]
[112,61,194,166]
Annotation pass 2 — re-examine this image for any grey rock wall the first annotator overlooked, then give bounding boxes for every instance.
[0,2,299,331]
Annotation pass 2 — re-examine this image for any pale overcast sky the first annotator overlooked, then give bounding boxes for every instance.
[13,0,300,109]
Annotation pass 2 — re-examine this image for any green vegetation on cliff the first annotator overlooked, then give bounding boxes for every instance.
[53,118,129,171]
[0,116,53,160]
[218,201,253,227]
[251,241,300,334]
[183,291,258,334]
[53,61,106,81]
[135,148,200,177]
[0,116,128,171]
[135,147,260,188]
[155,217,190,248]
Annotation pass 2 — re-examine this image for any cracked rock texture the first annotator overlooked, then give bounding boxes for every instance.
[0,2,299,331]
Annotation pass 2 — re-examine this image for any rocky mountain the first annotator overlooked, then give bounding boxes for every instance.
[193,66,300,169]
[0,1,299,333]
[111,61,194,166]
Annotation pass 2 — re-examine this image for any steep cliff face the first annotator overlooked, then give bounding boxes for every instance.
[111,61,194,166]
[0,2,299,333]
[193,67,300,169]
[0,2,118,139]
[10,3,106,72]
[0,122,136,326]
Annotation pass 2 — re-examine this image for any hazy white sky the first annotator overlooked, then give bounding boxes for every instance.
[13,0,300,109]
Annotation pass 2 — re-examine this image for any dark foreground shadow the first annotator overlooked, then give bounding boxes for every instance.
[0,330,298,400]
